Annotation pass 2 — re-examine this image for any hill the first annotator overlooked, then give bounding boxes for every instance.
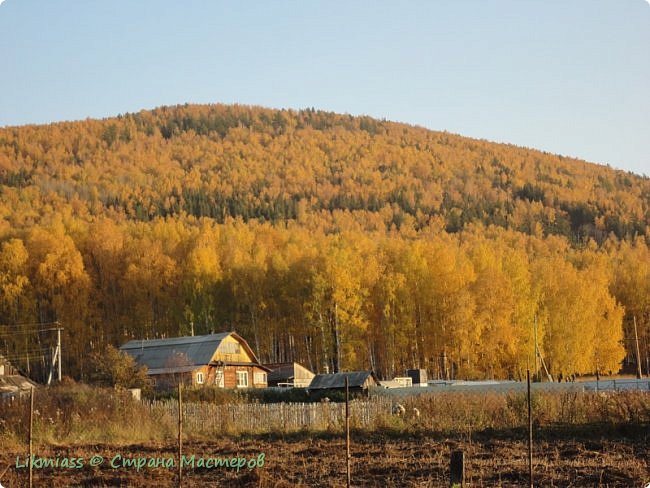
[0,104,647,381]
[1,104,647,241]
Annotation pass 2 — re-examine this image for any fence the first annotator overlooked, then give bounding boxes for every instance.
[145,395,393,434]
[374,378,650,397]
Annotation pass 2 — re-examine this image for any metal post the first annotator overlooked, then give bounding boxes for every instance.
[178,383,183,488]
[29,386,34,488]
[633,316,643,379]
[345,376,351,488]
[533,315,539,382]
[57,327,62,381]
[527,369,533,488]
[450,450,465,487]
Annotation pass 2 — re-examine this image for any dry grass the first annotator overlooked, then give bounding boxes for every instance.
[0,384,176,449]
[2,386,649,446]
[1,386,649,486]
[382,390,650,435]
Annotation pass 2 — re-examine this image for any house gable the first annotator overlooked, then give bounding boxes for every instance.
[211,333,257,364]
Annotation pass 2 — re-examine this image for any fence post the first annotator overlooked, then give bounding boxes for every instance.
[527,369,533,488]
[345,376,351,488]
[29,386,34,488]
[178,383,183,488]
[450,450,464,487]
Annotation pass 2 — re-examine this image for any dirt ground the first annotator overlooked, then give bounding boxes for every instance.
[2,427,649,487]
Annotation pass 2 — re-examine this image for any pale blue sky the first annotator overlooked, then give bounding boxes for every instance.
[0,0,648,175]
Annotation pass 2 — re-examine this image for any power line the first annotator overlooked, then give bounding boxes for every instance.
[2,352,50,359]
[1,347,52,357]
[0,327,62,339]
[0,321,60,329]
[0,322,65,383]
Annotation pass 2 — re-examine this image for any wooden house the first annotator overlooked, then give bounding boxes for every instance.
[265,362,315,388]
[120,332,270,389]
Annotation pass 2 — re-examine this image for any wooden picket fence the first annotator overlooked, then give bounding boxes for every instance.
[145,396,393,433]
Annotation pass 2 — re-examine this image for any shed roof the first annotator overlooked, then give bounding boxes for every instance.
[0,374,37,397]
[308,371,376,390]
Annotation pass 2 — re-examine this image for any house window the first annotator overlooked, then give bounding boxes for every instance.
[196,372,204,385]
[236,371,248,388]
[220,342,241,354]
[253,372,266,385]
[215,370,224,388]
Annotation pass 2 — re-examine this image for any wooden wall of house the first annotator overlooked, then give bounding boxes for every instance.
[150,371,193,389]
[221,365,267,389]
[149,364,268,389]
[193,364,267,388]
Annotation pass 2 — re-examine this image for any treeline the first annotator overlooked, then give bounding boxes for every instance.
[0,104,648,381]
[0,214,647,381]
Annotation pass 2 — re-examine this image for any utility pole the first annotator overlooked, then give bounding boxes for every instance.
[46,323,64,385]
[533,315,539,381]
[533,316,553,382]
[633,316,643,379]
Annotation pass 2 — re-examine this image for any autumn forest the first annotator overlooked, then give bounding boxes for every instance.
[0,104,648,382]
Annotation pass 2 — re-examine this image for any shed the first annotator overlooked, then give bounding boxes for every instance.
[308,371,378,392]
[265,362,315,387]
[0,355,37,399]
[407,368,428,387]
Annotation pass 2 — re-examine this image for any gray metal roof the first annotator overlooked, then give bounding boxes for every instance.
[147,366,197,376]
[0,374,37,398]
[308,371,377,390]
[267,363,296,383]
[120,332,231,371]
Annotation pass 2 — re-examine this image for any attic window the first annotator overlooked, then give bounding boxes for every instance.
[196,372,204,385]
[220,342,241,354]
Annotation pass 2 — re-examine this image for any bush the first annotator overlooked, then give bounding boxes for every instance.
[88,345,151,392]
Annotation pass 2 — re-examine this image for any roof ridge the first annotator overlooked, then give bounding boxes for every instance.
[120,332,231,349]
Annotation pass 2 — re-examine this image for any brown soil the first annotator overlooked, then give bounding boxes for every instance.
[2,428,649,487]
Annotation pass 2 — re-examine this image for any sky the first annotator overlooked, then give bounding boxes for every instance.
[0,0,648,176]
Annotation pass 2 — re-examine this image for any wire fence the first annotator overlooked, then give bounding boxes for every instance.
[372,378,650,397]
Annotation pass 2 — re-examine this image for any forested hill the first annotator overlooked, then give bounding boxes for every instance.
[0,104,647,243]
[0,104,648,382]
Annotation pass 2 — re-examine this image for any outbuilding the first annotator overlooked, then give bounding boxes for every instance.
[0,355,37,399]
[265,362,315,388]
[308,371,378,393]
